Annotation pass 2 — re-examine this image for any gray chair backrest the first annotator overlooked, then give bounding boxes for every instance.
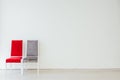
[27,40,38,57]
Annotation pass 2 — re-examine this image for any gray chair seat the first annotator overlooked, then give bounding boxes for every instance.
[23,56,37,62]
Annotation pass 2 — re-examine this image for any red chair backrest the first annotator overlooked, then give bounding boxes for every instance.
[11,40,23,56]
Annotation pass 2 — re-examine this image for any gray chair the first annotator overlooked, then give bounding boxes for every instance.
[21,40,39,74]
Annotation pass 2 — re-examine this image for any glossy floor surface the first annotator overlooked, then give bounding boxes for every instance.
[0,69,120,80]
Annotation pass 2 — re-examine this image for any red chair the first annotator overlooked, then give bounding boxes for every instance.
[6,40,23,72]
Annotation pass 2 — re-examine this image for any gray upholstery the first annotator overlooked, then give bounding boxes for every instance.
[27,40,38,56]
[23,40,38,62]
[23,57,37,62]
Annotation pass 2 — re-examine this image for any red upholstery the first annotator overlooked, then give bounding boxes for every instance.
[6,40,23,63]
[11,40,22,56]
[6,57,22,63]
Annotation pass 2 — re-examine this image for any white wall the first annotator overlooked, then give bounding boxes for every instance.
[0,0,120,69]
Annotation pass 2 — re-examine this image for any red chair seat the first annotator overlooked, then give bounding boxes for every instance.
[6,56,22,63]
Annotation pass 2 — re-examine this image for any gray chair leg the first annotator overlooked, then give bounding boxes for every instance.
[37,63,39,75]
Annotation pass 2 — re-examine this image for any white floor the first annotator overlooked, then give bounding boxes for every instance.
[0,69,120,80]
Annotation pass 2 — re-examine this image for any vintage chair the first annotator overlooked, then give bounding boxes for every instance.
[6,40,23,73]
[22,40,39,74]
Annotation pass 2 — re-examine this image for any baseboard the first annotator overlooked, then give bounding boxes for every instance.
[1,68,120,70]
